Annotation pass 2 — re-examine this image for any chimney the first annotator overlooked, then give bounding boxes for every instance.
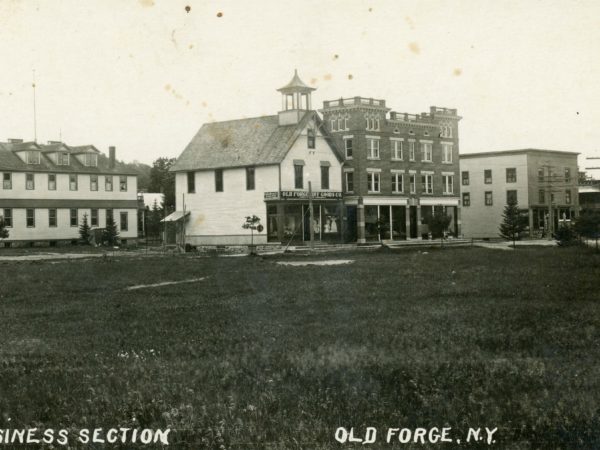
[47,140,62,145]
[7,138,23,143]
[109,146,115,169]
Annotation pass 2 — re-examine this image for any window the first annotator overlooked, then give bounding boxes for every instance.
[70,209,78,227]
[48,174,56,190]
[3,209,12,227]
[539,190,545,203]
[564,168,571,183]
[26,209,35,227]
[421,174,433,194]
[106,209,113,226]
[3,173,12,189]
[461,171,469,186]
[48,209,57,227]
[57,152,69,165]
[391,140,403,160]
[90,175,98,191]
[484,169,492,184]
[246,167,255,190]
[367,171,380,192]
[105,175,113,191]
[344,138,353,158]
[441,143,452,163]
[409,141,416,161]
[565,189,571,204]
[392,173,403,193]
[321,166,330,190]
[367,139,379,159]
[119,176,127,192]
[120,212,128,231]
[85,153,98,167]
[344,115,349,130]
[331,118,337,131]
[462,193,470,207]
[69,174,78,191]
[91,209,99,227]
[214,169,223,192]
[345,172,354,192]
[421,142,432,162]
[442,175,454,194]
[506,168,517,183]
[365,115,380,131]
[26,151,40,164]
[409,174,416,193]
[485,191,493,206]
[307,128,315,149]
[506,190,517,204]
[440,123,453,138]
[187,171,195,193]
[538,168,544,182]
[26,173,35,190]
[294,164,303,189]
[337,117,343,132]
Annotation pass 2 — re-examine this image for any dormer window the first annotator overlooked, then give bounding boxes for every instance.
[57,152,70,165]
[26,150,40,165]
[84,153,98,167]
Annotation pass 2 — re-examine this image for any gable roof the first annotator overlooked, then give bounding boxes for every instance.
[171,111,341,172]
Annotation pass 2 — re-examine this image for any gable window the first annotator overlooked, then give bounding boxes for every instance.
[70,208,78,227]
[91,208,99,227]
[421,173,433,194]
[409,174,416,193]
[120,212,128,231]
[119,176,127,192]
[564,168,571,183]
[26,151,40,165]
[106,209,113,226]
[345,171,354,193]
[367,171,380,193]
[506,190,517,204]
[26,208,35,227]
[307,127,316,149]
[421,142,432,162]
[48,208,57,227]
[90,174,98,191]
[3,209,13,227]
[246,167,255,190]
[26,173,35,190]
[408,141,416,161]
[367,138,380,159]
[344,138,353,159]
[392,173,404,193]
[3,173,12,189]
[461,171,469,186]
[105,175,113,191]
[462,192,470,207]
[57,152,69,165]
[484,169,492,184]
[320,165,330,190]
[215,169,223,192]
[441,143,452,163]
[485,191,493,206]
[85,153,98,167]
[187,171,195,193]
[565,189,571,204]
[294,164,303,189]
[442,174,454,194]
[48,173,56,190]
[69,174,78,191]
[391,139,403,160]
[506,168,517,183]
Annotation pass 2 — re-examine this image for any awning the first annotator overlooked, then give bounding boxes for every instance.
[161,211,190,222]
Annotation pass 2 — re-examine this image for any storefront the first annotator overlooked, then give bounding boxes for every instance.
[264,190,344,244]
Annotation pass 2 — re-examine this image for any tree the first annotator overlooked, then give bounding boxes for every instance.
[103,215,119,246]
[0,215,9,241]
[147,199,164,242]
[79,213,91,244]
[148,157,176,214]
[426,209,452,245]
[242,215,262,254]
[499,199,528,247]
[574,210,600,249]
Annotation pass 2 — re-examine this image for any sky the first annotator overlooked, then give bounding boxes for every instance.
[0,0,599,172]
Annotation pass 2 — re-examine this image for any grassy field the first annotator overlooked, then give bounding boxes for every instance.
[1,246,599,449]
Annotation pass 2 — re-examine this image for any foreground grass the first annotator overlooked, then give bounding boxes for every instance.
[1,247,600,448]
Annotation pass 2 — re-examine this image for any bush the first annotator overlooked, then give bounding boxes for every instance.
[554,225,577,246]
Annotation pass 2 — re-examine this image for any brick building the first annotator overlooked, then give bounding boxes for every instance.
[319,99,461,242]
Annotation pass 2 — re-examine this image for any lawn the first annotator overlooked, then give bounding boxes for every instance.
[1,246,599,449]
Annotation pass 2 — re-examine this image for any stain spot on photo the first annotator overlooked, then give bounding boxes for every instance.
[453,68,462,76]
[348,74,353,80]
[217,12,223,18]
[409,42,420,54]
[310,78,318,85]
[185,5,191,13]
[139,0,154,6]
[324,74,332,81]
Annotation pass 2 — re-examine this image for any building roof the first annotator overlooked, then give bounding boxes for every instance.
[460,149,580,159]
[276,70,316,94]
[171,112,340,172]
[0,141,136,175]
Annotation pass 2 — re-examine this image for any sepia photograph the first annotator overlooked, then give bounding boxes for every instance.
[1,0,599,448]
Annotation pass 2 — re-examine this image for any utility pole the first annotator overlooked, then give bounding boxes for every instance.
[308,181,314,249]
[32,70,37,143]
